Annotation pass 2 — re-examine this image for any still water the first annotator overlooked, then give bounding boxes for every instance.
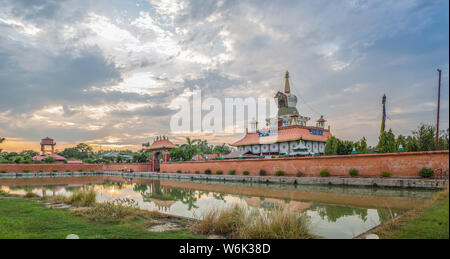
[0,176,436,239]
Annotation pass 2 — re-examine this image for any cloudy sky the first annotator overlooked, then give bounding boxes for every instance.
[0,0,448,152]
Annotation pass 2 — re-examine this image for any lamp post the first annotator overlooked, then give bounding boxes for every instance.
[436,69,442,150]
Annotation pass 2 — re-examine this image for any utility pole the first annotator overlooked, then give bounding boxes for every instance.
[436,69,442,150]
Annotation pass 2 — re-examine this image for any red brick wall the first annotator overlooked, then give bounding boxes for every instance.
[0,163,151,173]
[161,151,449,177]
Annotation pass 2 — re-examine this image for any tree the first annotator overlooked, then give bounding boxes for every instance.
[42,156,56,164]
[324,136,340,155]
[213,144,231,155]
[355,137,369,154]
[412,124,435,151]
[405,136,419,152]
[0,137,4,144]
[395,135,406,150]
[377,129,396,153]
[20,150,39,157]
[337,140,353,155]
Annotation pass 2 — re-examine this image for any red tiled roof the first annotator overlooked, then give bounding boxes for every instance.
[232,126,331,146]
[146,139,178,150]
[33,154,67,161]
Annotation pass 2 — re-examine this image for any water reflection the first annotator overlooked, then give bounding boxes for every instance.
[0,177,432,239]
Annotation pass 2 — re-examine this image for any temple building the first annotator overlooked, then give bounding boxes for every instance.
[232,71,332,156]
[145,136,177,172]
[33,137,67,163]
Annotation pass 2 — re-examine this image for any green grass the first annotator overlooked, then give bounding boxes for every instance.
[0,197,201,239]
[389,198,449,239]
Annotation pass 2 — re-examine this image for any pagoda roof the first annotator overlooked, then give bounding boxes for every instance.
[146,139,177,150]
[232,126,331,146]
[40,137,55,144]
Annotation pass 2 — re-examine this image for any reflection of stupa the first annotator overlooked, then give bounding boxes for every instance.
[147,198,176,210]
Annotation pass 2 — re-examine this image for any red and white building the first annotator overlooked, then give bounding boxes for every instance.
[232,72,332,156]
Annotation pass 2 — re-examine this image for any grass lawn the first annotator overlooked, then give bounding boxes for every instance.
[376,189,449,239]
[389,198,449,239]
[0,197,202,239]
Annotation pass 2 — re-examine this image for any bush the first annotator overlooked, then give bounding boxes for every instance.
[65,169,71,172]
[176,170,182,174]
[319,169,330,177]
[67,189,97,207]
[23,169,30,173]
[275,170,284,176]
[419,167,434,178]
[216,170,223,175]
[259,169,267,176]
[90,170,95,172]
[52,169,58,172]
[296,171,304,177]
[194,170,200,174]
[39,169,43,173]
[243,171,250,175]
[228,169,236,175]
[205,169,212,175]
[349,168,358,177]
[78,169,83,172]
[0,170,6,173]
[380,171,390,178]
[192,205,312,239]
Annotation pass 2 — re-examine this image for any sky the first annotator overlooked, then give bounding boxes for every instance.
[0,0,448,152]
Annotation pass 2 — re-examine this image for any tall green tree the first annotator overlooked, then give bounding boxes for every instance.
[337,140,354,155]
[412,124,435,151]
[377,129,396,153]
[213,144,231,155]
[355,137,369,154]
[324,136,340,155]
[405,136,419,152]
[395,134,406,150]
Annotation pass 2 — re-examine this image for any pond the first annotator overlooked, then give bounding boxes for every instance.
[0,176,436,239]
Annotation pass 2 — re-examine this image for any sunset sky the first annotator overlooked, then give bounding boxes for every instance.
[0,0,449,152]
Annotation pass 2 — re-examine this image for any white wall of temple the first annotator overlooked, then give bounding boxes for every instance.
[237,141,326,154]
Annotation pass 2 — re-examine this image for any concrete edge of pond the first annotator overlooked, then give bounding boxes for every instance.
[1,171,448,189]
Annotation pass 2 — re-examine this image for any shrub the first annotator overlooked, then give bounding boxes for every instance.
[78,169,83,172]
[419,167,433,178]
[275,170,284,176]
[259,170,267,176]
[176,170,182,174]
[228,169,236,175]
[0,170,6,173]
[79,198,157,223]
[349,168,358,177]
[65,169,71,172]
[162,171,166,173]
[23,169,30,173]
[296,171,304,177]
[380,171,390,178]
[52,169,58,172]
[243,171,250,175]
[194,171,200,174]
[39,169,43,173]
[90,170,95,172]
[24,192,40,198]
[319,169,330,177]
[216,170,223,175]
[67,189,97,207]
[192,205,312,239]
[205,169,212,175]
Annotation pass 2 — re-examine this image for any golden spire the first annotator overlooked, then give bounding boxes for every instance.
[284,71,290,94]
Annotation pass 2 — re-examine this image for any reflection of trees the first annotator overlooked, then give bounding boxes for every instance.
[316,204,368,223]
[100,180,124,189]
[133,181,228,211]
